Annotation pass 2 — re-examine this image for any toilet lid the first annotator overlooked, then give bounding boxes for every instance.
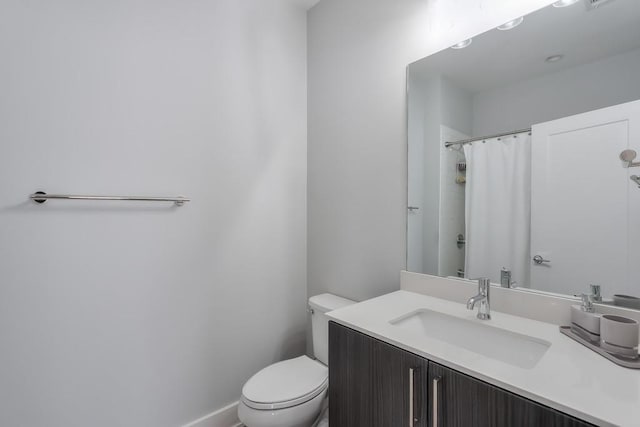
[242,356,328,410]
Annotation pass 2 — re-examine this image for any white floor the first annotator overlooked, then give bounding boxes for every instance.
[315,406,329,427]
[229,399,329,427]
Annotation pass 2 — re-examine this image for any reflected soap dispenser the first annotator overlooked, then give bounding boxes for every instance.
[571,293,601,343]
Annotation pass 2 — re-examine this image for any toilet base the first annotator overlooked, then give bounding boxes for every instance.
[238,391,326,427]
[311,401,329,427]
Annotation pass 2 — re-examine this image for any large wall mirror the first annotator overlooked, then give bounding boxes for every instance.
[407,0,640,309]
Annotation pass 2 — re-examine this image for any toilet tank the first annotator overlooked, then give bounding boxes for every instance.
[309,293,356,365]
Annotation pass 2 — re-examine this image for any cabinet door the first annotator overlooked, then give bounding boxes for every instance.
[329,322,429,427]
[428,362,593,427]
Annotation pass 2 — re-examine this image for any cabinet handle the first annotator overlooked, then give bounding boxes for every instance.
[432,376,442,427]
[409,368,416,426]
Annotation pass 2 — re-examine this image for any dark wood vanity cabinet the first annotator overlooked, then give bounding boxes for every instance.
[428,362,592,427]
[329,322,593,427]
[329,320,429,426]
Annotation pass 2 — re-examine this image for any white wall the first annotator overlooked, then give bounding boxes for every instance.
[473,48,640,136]
[438,126,468,278]
[408,73,472,277]
[441,77,473,138]
[407,77,426,273]
[0,1,308,426]
[420,75,443,276]
[435,79,471,277]
[308,0,556,301]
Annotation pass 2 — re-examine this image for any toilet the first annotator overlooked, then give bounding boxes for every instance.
[238,293,355,427]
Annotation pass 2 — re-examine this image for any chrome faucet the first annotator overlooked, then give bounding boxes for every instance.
[500,268,512,288]
[467,278,491,320]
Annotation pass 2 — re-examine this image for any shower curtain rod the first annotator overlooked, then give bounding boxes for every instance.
[444,128,531,148]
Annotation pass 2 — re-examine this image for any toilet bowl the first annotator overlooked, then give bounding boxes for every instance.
[238,294,355,427]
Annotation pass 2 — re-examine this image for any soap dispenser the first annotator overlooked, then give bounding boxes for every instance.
[571,293,601,342]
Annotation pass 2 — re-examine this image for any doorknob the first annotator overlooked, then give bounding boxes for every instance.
[533,255,551,265]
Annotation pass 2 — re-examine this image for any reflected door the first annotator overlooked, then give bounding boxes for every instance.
[531,99,640,296]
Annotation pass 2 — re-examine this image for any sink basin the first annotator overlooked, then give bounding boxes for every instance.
[389,309,551,369]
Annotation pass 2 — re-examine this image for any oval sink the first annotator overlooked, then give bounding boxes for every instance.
[389,309,551,369]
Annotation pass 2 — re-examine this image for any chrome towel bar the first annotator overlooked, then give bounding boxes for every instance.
[30,191,190,207]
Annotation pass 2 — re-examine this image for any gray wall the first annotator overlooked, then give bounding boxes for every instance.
[0,1,308,426]
[307,0,427,302]
[473,48,640,136]
[407,73,472,277]
[308,0,555,301]
[407,76,426,273]
[441,77,473,137]
[421,75,444,276]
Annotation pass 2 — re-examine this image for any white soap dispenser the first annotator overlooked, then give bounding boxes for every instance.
[570,293,601,343]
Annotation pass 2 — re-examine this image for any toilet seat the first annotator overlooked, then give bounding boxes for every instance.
[241,356,328,411]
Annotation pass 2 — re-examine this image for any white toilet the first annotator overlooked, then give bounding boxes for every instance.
[238,293,355,427]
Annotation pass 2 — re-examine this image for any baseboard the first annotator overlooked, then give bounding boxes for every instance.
[181,401,241,427]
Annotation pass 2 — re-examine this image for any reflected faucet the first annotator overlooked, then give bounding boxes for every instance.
[500,268,512,288]
[500,267,516,288]
[467,278,491,320]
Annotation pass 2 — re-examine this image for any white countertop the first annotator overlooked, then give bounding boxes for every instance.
[327,290,640,427]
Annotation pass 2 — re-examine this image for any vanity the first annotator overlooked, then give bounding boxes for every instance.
[329,323,588,427]
[326,275,640,427]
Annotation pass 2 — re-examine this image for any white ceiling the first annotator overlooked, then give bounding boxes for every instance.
[409,0,640,93]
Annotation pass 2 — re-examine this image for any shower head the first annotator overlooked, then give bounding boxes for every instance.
[620,149,640,168]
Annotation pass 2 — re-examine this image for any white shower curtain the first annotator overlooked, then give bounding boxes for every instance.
[463,132,531,287]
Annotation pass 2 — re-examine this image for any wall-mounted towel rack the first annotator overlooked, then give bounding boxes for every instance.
[30,191,190,207]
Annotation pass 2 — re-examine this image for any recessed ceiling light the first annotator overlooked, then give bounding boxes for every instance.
[497,16,524,31]
[451,39,472,49]
[545,54,564,63]
[552,0,580,7]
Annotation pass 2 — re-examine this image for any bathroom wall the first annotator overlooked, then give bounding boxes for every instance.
[436,79,471,278]
[407,73,471,277]
[308,0,557,301]
[417,75,442,276]
[0,1,308,426]
[407,77,427,273]
[438,126,468,278]
[472,47,640,136]
[440,78,474,138]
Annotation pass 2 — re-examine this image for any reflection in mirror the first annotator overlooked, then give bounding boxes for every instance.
[407,0,640,309]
